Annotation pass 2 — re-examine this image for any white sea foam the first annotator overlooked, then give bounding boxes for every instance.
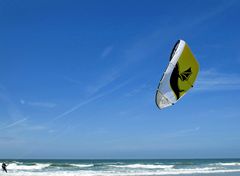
[12,161,23,165]
[70,164,94,168]
[2,168,240,176]
[7,163,50,171]
[215,162,240,166]
[109,164,174,169]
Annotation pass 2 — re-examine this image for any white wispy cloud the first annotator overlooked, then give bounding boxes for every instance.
[175,1,237,32]
[63,67,122,97]
[27,125,46,131]
[116,1,237,67]
[125,84,150,97]
[160,127,201,139]
[63,76,82,85]
[86,69,121,95]
[48,129,55,133]
[195,69,240,91]
[0,118,27,130]
[20,100,56,108]
[53,95,103,120]
[28,102,56,108]
[0,92,26,121]
[53,79,131,121]
[101,45,114,58]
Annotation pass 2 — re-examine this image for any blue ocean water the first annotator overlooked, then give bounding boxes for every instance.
[0,159,240,176]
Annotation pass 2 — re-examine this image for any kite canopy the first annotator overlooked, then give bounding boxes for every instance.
[155,40,199,109]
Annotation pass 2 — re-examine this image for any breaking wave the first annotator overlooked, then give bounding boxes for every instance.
[7,163,50,171]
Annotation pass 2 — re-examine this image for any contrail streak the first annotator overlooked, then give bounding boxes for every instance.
[52,79,131,121]
[0,118,27,130]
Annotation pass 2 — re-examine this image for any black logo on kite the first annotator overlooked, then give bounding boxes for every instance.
[179,67,192,81]
[170,64,192,100]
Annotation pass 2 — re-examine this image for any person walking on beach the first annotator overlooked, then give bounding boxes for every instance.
[2,162,7,173]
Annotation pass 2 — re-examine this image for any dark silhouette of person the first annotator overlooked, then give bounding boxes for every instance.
[2,162,7,173]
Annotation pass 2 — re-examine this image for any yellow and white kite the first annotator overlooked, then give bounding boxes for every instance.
[155,40,199,109]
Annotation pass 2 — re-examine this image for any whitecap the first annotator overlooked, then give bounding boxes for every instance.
[215,162,240,166]
[7,163,50,171]
[70,164,94,168]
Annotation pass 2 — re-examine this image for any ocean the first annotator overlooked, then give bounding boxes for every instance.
[0,159,240,176]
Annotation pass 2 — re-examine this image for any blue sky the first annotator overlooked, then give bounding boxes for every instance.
[0,0,240,159]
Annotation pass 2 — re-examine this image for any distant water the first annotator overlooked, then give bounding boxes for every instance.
[1,159,240,176]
